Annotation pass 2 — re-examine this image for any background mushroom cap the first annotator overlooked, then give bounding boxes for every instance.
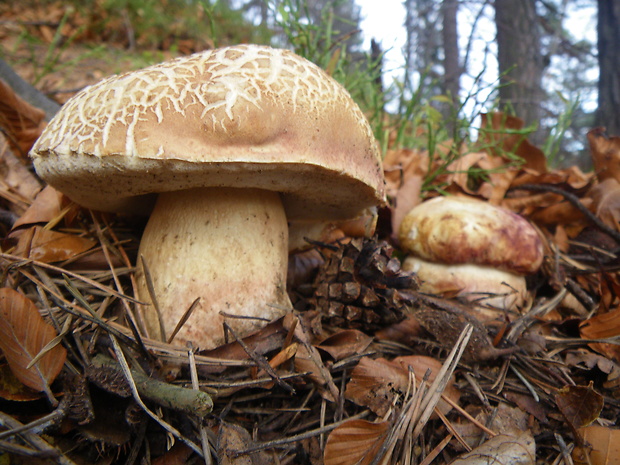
[398,195,543,275]
[30,44,385,220]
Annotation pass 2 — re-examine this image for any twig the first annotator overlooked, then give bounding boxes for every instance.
[0,252,140,302]
[233,411,370,456]
[440,393,497,437]
[0,397,67,440]
[223,322,295,394]
[109,335,204,457]
[412,324,473,438]
[509,183,620,243]
[91,213,147,338]
[168,297,200,344]
[0,412,76,465]
[91,353,213,419]
[188,345,213,465]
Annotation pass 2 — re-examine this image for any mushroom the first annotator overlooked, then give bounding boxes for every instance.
[398,195,543,318]
[30,44,385,349]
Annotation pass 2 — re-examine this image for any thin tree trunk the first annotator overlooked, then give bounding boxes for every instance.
[494,0,546,145]
[596,0,620,136]
[442,0,460,101]
[441,0,460,132]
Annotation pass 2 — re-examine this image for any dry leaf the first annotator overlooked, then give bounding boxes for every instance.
[217,423,270,465]
[573,425,620,465]
[199,319,287,374]
[0,288,66,393]
[0,364,44,401]
[283,313,339,402]
[324,419,390,465]
[383,148,428,199]
[11,185,65,230]
[11,225,96,263]
[345,355,459,417]
[391,174,423,238]
[480,112,547,173]
[375,315,424,346]
[588,127,620,183]
[589,177,620,232]
[450,431,535,465]
[443,150,514,202]
[580,306,620,361]
[345,357,408,416]
[451,404,530,453]
[317,329,373,361]
[0,78,46,157]
[555,382,604,431]
[393,355,460,403]
[0,136,42,211]
[151,443,194,465]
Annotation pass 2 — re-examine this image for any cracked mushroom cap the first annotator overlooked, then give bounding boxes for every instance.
[29,44,385,220]
[398,196,543,275]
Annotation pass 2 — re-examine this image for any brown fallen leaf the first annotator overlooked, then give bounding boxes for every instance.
[573,425,620,465]
[589,177,620,232]
[588,127,620,183]
[217,422,270,465]
[580,306,620,361]
[316,329,373,361]
[11,185,65,230]
[0,288,66,395]
[284,313,340,402]
[324,418,391,465]
[479,112,547,174]
[345,357,407,416]
[450,431,535,465]
[345,355,459,417]
[444,150,513,203]
[151,442,194,465]
[383,148,428,199]
[11,225,96,263]
[0,78,46,157]
[0,364,44,401]
[555,382,604,432]
[0,136,42,212]
[390,173,423,239]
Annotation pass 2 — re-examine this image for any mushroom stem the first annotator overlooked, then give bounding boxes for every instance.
[136,187,291,349]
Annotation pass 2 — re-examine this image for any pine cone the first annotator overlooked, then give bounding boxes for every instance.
[309,238,418,332]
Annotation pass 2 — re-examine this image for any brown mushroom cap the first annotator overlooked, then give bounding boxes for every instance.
[30,44,385,220]
[398,196,543,275]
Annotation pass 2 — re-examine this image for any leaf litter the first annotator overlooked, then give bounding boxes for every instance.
[1,28,620,465]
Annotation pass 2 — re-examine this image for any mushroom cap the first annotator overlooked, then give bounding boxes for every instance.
[30,45,385,220]
[398,196,543,275]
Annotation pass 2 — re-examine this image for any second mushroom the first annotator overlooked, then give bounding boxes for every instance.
[398,195,544,321]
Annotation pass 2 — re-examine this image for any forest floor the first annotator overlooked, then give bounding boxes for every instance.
[1,3,620,465]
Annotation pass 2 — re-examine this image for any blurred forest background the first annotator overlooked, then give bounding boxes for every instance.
[1,0,617,170]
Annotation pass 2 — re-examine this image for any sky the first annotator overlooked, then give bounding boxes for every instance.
[354,0,598,117]
[356,0,407,77]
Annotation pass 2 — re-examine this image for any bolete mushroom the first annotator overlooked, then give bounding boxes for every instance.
[30,44,385,349]
[398,196,543,318]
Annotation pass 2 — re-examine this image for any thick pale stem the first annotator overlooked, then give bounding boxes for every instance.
[136,187,291,349]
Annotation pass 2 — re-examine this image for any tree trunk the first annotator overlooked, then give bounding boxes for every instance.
[494,0,546,145]
[597,0,620,136]
[441,0,460,132]
[442,0,460,103]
